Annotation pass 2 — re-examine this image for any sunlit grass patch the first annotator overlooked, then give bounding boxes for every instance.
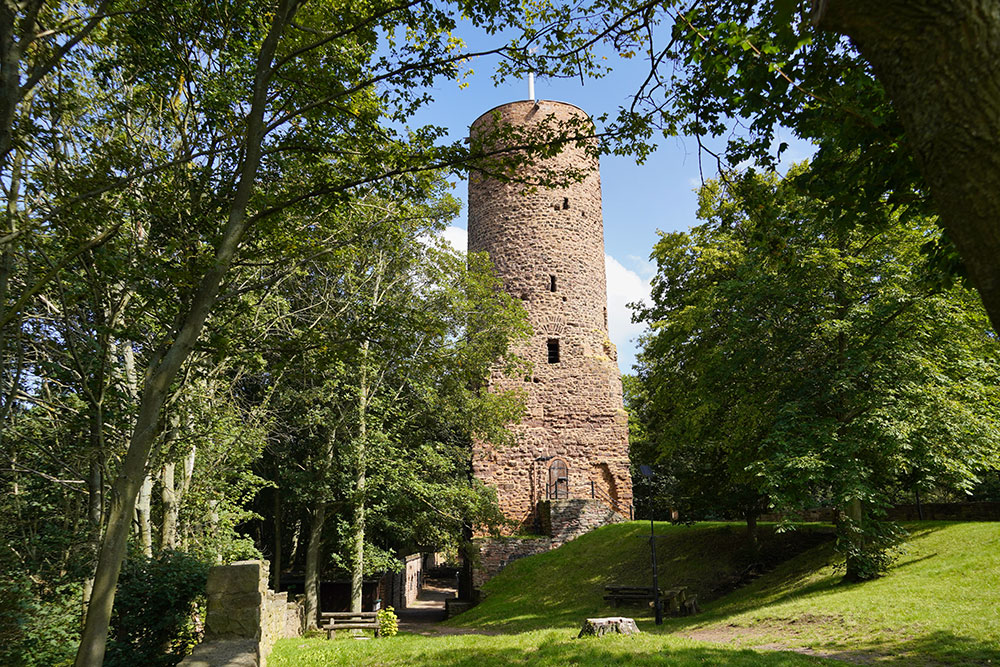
[273,521,1000,666]
[271,629,839,666]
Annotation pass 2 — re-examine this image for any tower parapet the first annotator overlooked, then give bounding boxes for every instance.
[468,100,632,532]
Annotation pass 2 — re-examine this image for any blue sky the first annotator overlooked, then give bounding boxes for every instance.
[403,36,812,372]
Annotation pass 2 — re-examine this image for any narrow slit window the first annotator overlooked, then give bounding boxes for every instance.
[549,274,557,292]
[562,197,570,210]
[547,338,560,364]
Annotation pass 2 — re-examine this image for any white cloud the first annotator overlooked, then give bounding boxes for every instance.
[441,225,467,253]
[605,254,651,373]
[625,254,656,280]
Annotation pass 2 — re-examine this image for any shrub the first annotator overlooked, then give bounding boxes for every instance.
[377,606,399,637]
[0,579,82,667]
[104,550,209,667]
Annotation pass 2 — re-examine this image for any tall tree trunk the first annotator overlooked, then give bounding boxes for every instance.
[73,6,296,663]
[160,440,196,551]
[0,2,23,170]
[815,0,1000,333]
[160,415,181,551]
[177,441,196,550]
[81,401,105,626]
[123,341,154,556]
[842,497,865,582]
[272,488,282,591]
[207,499,220,561]
[458,522,475,601]
[161,461,177,551]
[81,454,102,626]
[744,510,759,553]
[135,476,153,557]
[304,423,338,627]
[350,340,370,613]
[0,145,23,428]
[304,502,326,630]
[289,519,302,570]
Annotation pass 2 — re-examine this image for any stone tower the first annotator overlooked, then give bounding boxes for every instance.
[468,100,632,534]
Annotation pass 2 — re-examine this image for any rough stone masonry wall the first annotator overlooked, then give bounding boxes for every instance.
[473,536,553,588]
[385,553,424,609]
[181,560,301,667]
[468,100,632,530]
[539,499,626,547]
[474,500,625,588]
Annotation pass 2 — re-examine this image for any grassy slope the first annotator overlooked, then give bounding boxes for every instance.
[272,521,1000,666]
[450,521,834,632]
[675,522,1000,664]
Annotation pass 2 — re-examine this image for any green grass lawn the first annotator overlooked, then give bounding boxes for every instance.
[671,522,1000,665]
[270,630,839,666]
[272,521,1000,666]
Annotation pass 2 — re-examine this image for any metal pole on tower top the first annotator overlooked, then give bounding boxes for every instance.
[528,72,535,101]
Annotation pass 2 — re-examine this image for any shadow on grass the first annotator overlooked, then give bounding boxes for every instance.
[659,521,957,634]
[787,629,1000,666]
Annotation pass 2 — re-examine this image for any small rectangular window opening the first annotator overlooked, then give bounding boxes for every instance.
[547,339,560,364]
[562,197,570,210]
[549,274,557,292]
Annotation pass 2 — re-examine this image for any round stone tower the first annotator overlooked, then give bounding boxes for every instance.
[468,100,632,533]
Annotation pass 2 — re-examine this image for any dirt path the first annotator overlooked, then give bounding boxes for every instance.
[684,621,925,665]
[395,577,501,636]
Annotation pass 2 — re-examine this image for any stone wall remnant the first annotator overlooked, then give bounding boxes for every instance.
[180,560,301,667]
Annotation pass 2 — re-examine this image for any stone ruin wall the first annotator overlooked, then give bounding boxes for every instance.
[181,560,302,667]
[474,499,627,587]
[468,100,632,531]
[472,536,553,588]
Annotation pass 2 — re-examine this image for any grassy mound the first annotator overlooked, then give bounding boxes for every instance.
[272,521,1000,666]
[451,521,833,632]
[452,520,1000,665]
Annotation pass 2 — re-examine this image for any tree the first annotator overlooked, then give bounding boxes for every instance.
[632,167,1000,580]
[811,1,1000,335]
[2,0,630,658]
[509,0,1000,332]
[255,180,527,622]
[59,0,592,659]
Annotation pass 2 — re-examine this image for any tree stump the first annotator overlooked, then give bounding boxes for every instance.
[577,617,640,638]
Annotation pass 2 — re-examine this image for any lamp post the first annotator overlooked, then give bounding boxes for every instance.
[639,465,663,625]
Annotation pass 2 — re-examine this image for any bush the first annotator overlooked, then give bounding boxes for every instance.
[0,578,82,667]
[376,606,398,637]
[104,550,209,667]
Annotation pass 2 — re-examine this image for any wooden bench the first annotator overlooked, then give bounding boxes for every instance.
[603,586,662,607]
[603,586,699,616]
[319,611,381,639]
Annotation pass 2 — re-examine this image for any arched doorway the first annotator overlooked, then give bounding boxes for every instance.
[547,459,569,499]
